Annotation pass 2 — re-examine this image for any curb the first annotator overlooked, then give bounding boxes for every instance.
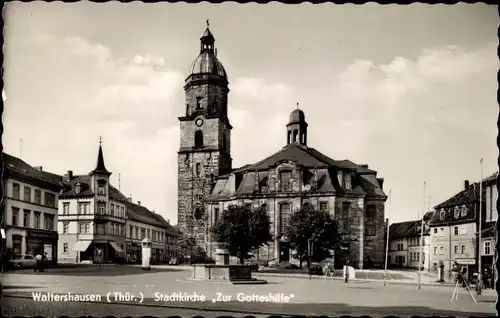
[253,272,454,287]
[3,293,293,317]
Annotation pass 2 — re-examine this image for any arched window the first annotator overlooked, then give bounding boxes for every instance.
[209,173,215,184]
[261,203,268,212]
[194,207,204,220]
[293,129,298,142]
[287,130,292,144]
[302,201,310,209]
[194,130,203,148]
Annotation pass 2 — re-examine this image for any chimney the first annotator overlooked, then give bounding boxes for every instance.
[64,170,73,182]
[137,201,141,206]
[377,178,384,190]
[464,180,470,190]
[127,197,132,202]
[34,166,43,171]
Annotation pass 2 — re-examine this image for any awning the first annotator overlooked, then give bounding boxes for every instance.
[109,241,123,253]
[72,240,92,252]
[1,228,6,239]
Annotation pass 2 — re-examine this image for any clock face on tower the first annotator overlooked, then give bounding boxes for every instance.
[195,119,204,127]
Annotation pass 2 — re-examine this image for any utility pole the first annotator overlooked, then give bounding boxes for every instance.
[384,189,392,287]
[417,181,426,289]
[477,158,484,295]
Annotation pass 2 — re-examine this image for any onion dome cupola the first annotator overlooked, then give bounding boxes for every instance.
[89,137,112,177]
[186,20,228,81]
[286,103,308,146]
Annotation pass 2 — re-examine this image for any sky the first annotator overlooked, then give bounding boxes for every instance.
[3,2,498,225]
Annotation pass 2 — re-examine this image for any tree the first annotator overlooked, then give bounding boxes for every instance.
[286,205,340,268]
[211,204,272,264]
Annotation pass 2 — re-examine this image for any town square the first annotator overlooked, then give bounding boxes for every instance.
[2,265,496,317]
[1,2,498,317]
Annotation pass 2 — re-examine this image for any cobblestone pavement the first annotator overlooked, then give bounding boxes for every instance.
[2,265,496,317]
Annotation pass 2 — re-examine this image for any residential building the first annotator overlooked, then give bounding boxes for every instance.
[125,200,171,263]
[388,212,432,271]
[429,180,485,282]
[165,225,180,260]
[57,141,127,263]
[57,140,180,264]
[480,172,497,287]
[2,153,63,263]
[177,25,388,269]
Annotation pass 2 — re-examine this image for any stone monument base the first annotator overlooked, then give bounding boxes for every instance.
[191,264,267,284]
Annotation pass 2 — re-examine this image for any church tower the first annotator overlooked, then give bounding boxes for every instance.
[177,22,232,250]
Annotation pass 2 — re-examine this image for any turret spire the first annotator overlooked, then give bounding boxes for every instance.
[90,137,111,176]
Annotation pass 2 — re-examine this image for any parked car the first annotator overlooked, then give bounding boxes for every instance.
[169,257,179,265]
[8,254,36,269]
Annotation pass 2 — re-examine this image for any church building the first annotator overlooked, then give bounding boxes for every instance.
[177,24,388,269]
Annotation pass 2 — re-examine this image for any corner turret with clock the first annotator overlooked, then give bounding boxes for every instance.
[177,21,233,251]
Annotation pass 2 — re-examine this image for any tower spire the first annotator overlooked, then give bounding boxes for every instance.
[90,137,111,176]
[200,20,215,54]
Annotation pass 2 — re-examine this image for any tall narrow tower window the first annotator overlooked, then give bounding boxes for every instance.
[196,97,202,109]
[293,129,298,142]
[287,131,292,144]
[194,130,204,148]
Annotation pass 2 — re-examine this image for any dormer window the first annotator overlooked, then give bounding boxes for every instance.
[343,172,352,190]
[453,206,460,219]
[439,209,446,220]
[75,182,81,194]
[460,205,468,217]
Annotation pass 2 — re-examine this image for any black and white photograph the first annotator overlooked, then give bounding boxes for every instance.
[1,2,498,317]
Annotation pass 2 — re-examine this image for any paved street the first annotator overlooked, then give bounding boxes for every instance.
[2,297,265,318]
[2,265,496,317]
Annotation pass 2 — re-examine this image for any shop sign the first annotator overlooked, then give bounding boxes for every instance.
[27,230,58,241]
[456,258,476,265]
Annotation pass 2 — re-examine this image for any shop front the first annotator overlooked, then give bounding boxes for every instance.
[126,241,141,263]
[455,258,476,282]
[26,229,58,264]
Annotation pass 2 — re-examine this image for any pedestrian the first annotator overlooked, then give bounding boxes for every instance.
[34,253,42,273]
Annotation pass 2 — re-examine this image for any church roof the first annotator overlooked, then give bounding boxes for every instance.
[207,143,386,201]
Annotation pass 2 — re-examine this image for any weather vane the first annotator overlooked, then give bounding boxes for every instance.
[99,136,102,145]
[296,102,299,109]
[206,19,210,28]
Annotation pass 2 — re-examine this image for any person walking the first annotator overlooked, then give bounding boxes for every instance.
[34,253,42,273]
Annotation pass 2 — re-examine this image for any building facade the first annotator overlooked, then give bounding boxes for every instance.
[57,141,179,264]
[57,142,127,263]
[2,153,62,264]
[125,200,172,263]
[479,172,497,287]
[429,180,484,282]
[177,25,388,269]
[388,213,432,271]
